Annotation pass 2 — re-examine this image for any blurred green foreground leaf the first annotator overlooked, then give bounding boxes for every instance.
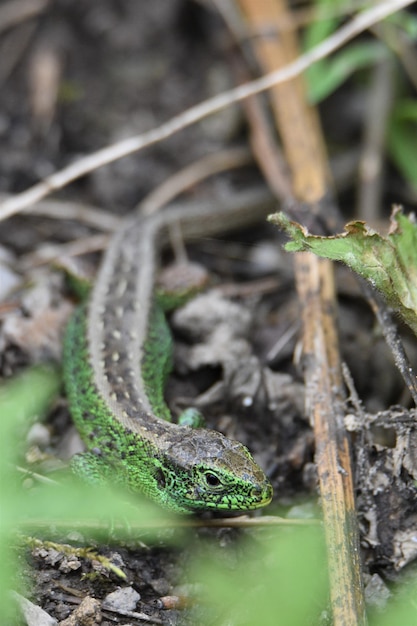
[0,366,178,621]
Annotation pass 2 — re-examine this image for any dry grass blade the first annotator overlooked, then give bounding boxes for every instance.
[0,0,49,34]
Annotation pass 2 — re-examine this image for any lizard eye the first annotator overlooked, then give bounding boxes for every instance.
[203,471,222,488]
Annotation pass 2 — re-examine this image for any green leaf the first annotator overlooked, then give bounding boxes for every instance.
[388,100,417,192]
[303,0,346,102]
[307,41,388,104]
[190,525,327,626]
[388,9,417,38]
[303,0,390,104]
[0,365,178,620]
[269,208,417,337]
[303,0,345,51]
[0,365,60,426]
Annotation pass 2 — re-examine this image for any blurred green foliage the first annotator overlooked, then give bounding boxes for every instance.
[189,524,328,626]
[304,0,417,193]
[0,366,178,621]
[388,99,417,194]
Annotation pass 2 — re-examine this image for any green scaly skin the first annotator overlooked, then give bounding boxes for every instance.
[63,191,274,514]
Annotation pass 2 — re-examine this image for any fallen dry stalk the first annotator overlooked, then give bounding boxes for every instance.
[236,0,367,623]
[295,253,366,624]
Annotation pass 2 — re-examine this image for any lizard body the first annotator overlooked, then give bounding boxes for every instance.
[64,189,274,513]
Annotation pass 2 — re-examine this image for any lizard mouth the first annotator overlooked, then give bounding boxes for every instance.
[250,481,273,508]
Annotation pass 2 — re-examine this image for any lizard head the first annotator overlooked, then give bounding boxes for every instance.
[156,428,273,513]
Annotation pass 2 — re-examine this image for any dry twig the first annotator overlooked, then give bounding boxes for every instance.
[0,0,49,34]
[0,0,411,221]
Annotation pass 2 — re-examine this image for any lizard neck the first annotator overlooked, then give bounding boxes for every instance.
[87,189,275,439]
[88,214,168,436]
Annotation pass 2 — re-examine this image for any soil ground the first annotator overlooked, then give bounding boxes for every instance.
[2,2,417,624]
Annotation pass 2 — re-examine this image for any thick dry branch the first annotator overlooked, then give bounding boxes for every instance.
[236,0,368,623]
[295,253,366,624]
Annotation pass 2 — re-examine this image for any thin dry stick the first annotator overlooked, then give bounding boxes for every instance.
[216,0,293,200]
[357,57,394,222]
[371,20,417,91]
[0,22,37,86]
[0,0,412,221]
[21,234,111,268]
[0,0,49,34]
[19,514,320,534]
[364,284,417,405]
[20,197,121,231]
[139,146,253,215]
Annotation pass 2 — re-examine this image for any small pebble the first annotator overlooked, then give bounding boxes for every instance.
[103,586,140,612]
[10,591,58,626]
[26,422,51,448]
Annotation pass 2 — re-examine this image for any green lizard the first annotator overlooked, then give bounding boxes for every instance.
[63,189,274,514]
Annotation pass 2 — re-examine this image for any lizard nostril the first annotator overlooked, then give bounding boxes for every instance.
[155,469,166,489]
